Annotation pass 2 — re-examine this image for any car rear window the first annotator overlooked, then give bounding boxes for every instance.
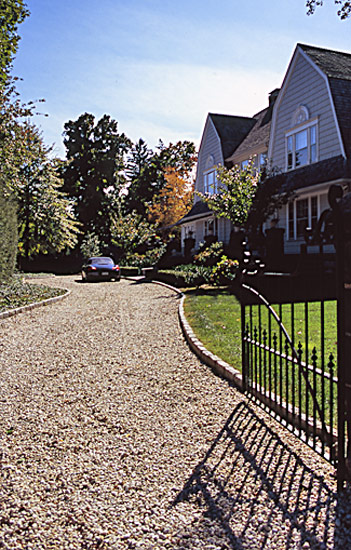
[90,257,114,265]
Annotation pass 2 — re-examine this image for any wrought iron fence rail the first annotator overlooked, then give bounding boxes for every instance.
[246,383,337,460]
[243,335,338,383]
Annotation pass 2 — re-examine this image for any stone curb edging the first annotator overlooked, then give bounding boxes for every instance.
[0,289,71,320]
[143,278,243,390]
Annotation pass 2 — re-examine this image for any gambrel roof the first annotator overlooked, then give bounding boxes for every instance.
[298,44,351,158]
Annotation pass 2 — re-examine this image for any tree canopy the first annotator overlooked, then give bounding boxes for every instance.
[63,113,131,248]
[16,126,80,260]
[0,0,29,85]
[197,161,260,227]
[148,167,194,229]
[125,139,196,215]
[306,0,351,18]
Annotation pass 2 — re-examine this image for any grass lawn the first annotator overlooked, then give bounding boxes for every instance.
[184,289,337,368]
[183,288,242,370]
[184,288,338,430]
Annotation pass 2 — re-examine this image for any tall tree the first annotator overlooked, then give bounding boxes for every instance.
[148,167,194,229]
[306,0,351,18]
[16,126,80,260]
[124,138,154,214]
[0,185,17,280]
[125,139,196,216]
[63,113,131,247]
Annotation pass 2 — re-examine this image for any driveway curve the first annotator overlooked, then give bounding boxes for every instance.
[0,276,346,549]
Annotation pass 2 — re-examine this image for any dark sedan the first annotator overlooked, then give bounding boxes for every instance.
[81,257,121,282]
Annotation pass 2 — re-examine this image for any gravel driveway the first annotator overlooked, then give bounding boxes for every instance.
[0,276,350,549]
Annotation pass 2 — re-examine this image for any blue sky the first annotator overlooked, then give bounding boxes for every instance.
[12,0,351,158]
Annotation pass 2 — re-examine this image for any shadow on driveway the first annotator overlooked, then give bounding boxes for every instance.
[172,401,351,549]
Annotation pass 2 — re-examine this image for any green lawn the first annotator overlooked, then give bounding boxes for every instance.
[183,288,242,370]
[184,289,338,432]
[184,289,337,369]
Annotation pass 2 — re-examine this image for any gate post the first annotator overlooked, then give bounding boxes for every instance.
[329,185,351,490]
[241,302,247,392]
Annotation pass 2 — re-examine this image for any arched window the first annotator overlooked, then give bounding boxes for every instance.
[286,105,318,170]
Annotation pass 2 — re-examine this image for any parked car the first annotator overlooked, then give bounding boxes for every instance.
[81,257,121,282]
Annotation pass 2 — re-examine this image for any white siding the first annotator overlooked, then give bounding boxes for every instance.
[271,53,343,171]
[195,117,223,200]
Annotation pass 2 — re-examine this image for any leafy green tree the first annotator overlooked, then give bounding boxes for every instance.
[16,126,80,260]
[306,0,351,18]
[111,210,158,255]
[125,138,154,213]
[197,161,260,227]
[125,139,196,215]
[63,113,131,247]
[110,210,166,266]
[0,0,29,85]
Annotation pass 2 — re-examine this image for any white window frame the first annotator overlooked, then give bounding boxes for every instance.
[285,117,319,171]
[286,194,320,241]
[203,169,218,194]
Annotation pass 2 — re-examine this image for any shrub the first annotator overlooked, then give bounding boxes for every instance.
[211,256,239,286]
[156,264,212,288]
[125,243,167,269]
[194,241,225,267]
[0,188,17,282]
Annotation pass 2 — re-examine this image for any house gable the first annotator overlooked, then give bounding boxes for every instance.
[268,45,345,172]
[194,115,223,200]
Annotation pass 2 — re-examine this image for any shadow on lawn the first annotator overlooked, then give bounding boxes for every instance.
[172,401,351,550]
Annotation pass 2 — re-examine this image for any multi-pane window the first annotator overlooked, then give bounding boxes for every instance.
[286,124,317,170]
[287,195,319,240]
[204,170,217,194]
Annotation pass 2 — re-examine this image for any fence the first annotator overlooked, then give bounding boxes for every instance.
[241,283,337,465]
[239,183,351,490]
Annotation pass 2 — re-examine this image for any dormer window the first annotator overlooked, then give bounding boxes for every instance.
[286,121,318,170]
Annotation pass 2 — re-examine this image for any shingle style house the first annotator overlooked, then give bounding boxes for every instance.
[267,43,351,255]
[178,42,351,260]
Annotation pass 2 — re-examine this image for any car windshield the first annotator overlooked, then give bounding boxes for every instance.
[90,257,114,266]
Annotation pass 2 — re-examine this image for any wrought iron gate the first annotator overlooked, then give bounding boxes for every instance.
[241,284,337,465]
[240,183,351,490]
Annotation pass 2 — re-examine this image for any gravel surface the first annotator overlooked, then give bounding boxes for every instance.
[1,275,350,549]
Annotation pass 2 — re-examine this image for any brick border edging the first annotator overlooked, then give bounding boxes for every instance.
[143,278,243,390]
[0,289,71,320]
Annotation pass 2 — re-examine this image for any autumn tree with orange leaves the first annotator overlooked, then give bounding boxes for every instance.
[147,168,194,231]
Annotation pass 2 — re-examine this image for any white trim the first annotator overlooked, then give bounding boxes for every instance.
[292,177,350,196]
[291,104,310,126]
[285,116,319,137]
[179,212,213,224]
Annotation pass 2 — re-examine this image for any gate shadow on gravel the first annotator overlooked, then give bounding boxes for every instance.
[172,401,351,550]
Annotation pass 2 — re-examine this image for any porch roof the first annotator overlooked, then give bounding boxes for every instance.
[176,201,212,225]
